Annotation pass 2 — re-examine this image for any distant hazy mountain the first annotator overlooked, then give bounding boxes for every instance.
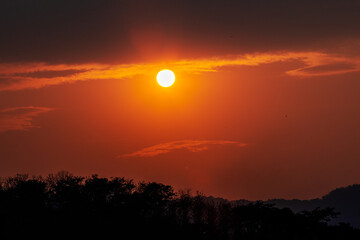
[263,185,360,228]
[205,185,360,228]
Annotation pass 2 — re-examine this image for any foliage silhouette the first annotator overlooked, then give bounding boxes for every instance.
[0,172,359,239]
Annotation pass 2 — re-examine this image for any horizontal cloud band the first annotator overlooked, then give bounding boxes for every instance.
[119,140,247,158]
[0,52,359,91]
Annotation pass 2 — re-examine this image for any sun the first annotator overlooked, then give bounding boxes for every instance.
[157,69,175,87]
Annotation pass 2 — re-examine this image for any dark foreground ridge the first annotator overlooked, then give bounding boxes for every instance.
[0,171,359,239]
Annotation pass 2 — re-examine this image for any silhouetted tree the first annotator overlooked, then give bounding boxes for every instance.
[0,172,359,239]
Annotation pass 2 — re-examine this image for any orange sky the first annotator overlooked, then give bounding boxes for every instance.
[1,0,360,200]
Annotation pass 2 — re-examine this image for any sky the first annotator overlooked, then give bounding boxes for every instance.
[1,0,360,200]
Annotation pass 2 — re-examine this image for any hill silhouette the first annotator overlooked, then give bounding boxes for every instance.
[0,171,359,239]
[264,185,360,228]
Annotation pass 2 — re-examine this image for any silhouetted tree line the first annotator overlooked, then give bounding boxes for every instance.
[0,171,359,239]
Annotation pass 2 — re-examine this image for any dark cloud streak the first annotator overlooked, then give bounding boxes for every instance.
[0,106,53,132]
[13,69,87,78]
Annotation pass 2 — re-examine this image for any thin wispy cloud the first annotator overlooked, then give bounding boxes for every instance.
[119,140,247,158]
[0,52,359,91]
[285,54,360,77]
[0,106,53,133]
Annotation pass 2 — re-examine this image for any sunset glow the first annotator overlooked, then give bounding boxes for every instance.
[1,0,360,204]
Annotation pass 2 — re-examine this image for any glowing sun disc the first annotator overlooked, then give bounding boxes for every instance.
[157,69,175,87]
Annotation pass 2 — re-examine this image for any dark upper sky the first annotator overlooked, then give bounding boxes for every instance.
[1,0,360,63]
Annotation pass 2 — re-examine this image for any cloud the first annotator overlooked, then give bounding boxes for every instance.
[119,140,247,158]
[14,69,87,78]
[0,52,360,91]
[286,56,360,77]
[0,106,53,132]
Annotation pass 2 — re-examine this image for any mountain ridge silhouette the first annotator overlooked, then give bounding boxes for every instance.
[205,184,360,228]
[265,184,360,228]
